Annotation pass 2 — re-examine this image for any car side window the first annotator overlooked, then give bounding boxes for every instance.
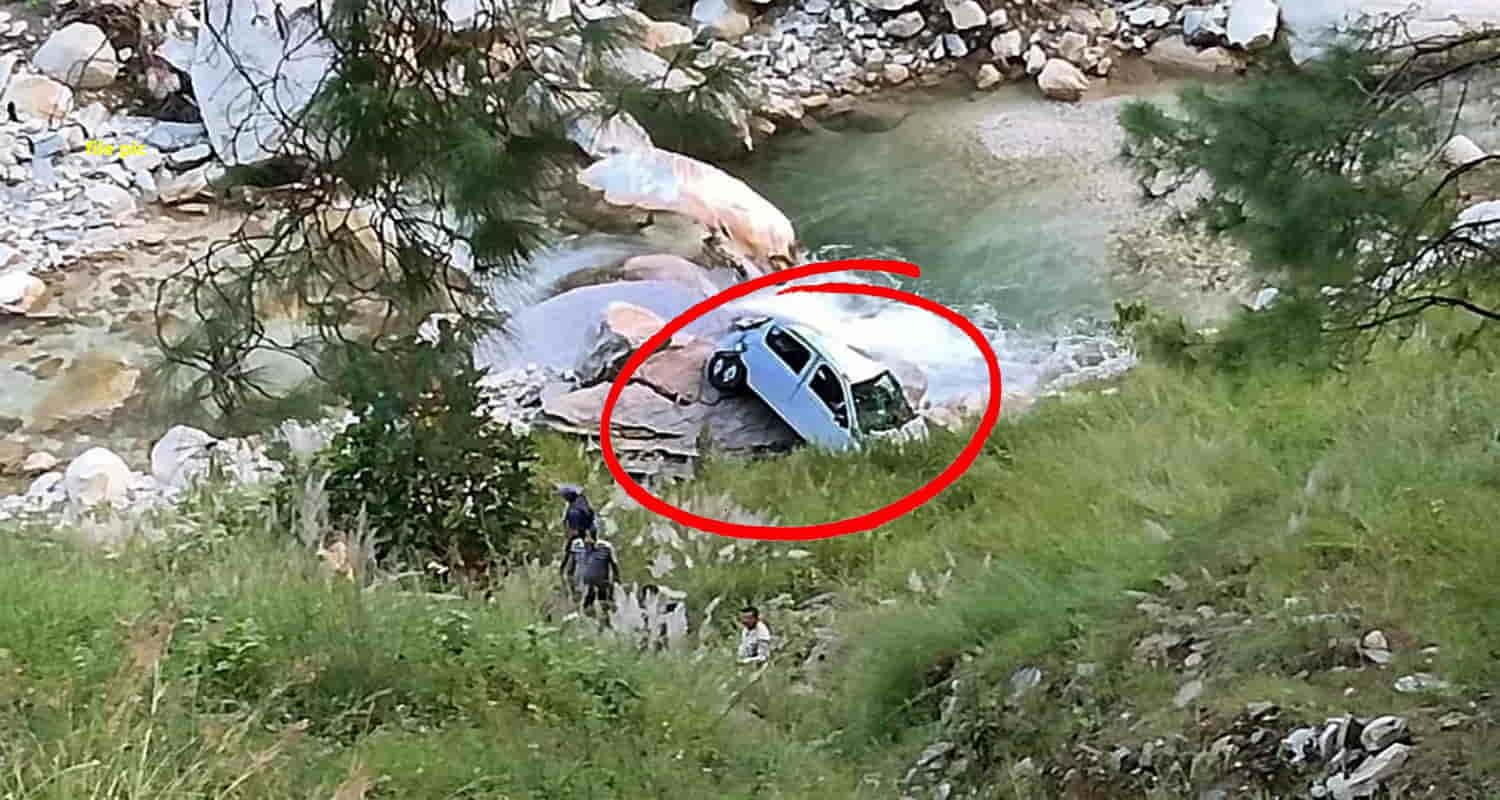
[766,327,812,374]
[809,364,848,427]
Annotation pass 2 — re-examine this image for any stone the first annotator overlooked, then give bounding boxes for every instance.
[881,11,926,38]
[150,425,219,490]
[166,143,214,169]
[1184,5,1230,44]
[2,74,73,122]
[1393,673,1451,693]
[1099,7,1119,33]
[975,63,1002,89]
[1324,743,1410,800]
[1360,716,1407,751]
[1144,36,1244,75]
[0,270,45,313]
[157,165,212,204]
[942,34,969,58]
[882,62,911,84]
[946,0,987,30]
[143,121,209,152]
[192,0,336,165]
[854,0,921,10]
[32,23,120,88]
[1126,5,1171,27]
[1226,0,1279,50]
[1008,666,1042,701]
[618,254,719,295]
[1037,58,1089,101]
[991,29,1023,60]
[1173,678,1204,708]
[1058,31,1089,62]
[577,302,668,385]
[1440,135,1486,168]
[636,339,715,402]
[63,447,132,507]
[21,451,59,474]
[1024,44,1048,74]
[84,183,134,216]
[691,0,753,39]
[988,8,1009,27]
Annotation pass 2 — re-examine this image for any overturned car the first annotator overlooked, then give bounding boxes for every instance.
[704,316,925,451]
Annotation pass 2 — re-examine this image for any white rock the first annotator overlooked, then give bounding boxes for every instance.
[192,0,336,165]
[157,165,212,204]
[1440,134,1487,168]
[1126,5,1172,26]
[32,23,120,88]
[854,0,921,10]
[988,8,1009,27]
[1,73,73,122]
[946,0,987,30]
[1037,58,1089,101]
[1024,44,1048,74]
[150,425,220,490]
[63,447,132,508]
[881,10,926,38]
[0,270,45,313]
[1058,30,1089,62]
[21,451,59,474]
[882,62,911,83]
[692,0,753,39]
[1324,743,1410,800]
[975,63,1002,89]
[1360,716,1407,751]
[1144,36,1244,75]
[942,34,969,58]
[991,29,1023,60]
[1227,0,1279,50]
[85,182,134,216]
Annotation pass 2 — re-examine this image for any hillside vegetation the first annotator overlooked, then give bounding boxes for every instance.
[4,307,1499,798]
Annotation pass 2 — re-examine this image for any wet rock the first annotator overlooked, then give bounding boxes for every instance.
[63,447,132,507]
[1227,0,1278,50]
[33,23,120,89]
[991,30,1023,60]
[882,11,926,38]
[577,301,668,385]
[946,0,987,30]
[692,0,753,40]
[1324,743,1410,800]
[975,63,1002,89]
[2,74,73,122]
[0,270,45,313]
[1440,135,1486,168]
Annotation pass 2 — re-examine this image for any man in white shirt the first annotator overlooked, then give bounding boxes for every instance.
[737,606,772,665]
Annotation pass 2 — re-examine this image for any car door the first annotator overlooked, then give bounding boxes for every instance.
[797,360,855,449]
[748,324,815,406]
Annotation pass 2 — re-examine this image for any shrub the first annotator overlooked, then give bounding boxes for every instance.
[320,330,548,573]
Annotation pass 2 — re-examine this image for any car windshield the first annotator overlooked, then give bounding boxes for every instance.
[851,372,914,433]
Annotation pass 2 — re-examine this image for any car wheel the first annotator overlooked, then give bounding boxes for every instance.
[707,352,746,393]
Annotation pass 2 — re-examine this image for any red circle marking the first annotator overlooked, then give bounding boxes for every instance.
[600,258,1002,541]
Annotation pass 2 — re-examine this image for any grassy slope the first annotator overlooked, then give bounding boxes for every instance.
[3,313,1499,797]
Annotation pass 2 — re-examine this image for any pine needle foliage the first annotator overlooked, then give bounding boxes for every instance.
[154,0,750,429]
[1119,20,1500,346]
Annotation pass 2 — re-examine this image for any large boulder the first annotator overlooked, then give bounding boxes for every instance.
[0,271,45,314]
[578,147,798,272]
[568,111,654,159]
[1226,0,1280,51]
[1144,36,1245,75]
[636,338,716,402]
[32,23,120,88]
[1,73,73,122]
[691,0,753,40]
[577,302,669,385]
[63,447,132,507]
[150,425,218,490]
[1037,59,1090,101]
[191,0,336,165]
[544,382,702,439]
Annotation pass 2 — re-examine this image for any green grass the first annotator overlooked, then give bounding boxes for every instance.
[3,311,1500,796]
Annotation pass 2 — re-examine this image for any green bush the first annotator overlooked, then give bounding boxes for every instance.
[320,332,549,572]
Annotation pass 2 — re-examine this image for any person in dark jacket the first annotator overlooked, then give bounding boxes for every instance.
[557,485,597,606]
[579,529,621,622]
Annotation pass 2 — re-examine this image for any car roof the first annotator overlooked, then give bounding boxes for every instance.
[781,322,888,384]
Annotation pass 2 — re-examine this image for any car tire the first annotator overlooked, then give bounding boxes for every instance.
[707,352,747,393]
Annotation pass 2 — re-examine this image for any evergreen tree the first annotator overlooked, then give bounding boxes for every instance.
[1119,20,1500,344]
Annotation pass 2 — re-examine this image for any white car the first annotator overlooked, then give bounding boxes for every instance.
[705,316,923,451]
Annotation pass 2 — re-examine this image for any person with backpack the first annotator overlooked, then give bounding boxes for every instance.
[579,529,621,622]
[557,485,597,604]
